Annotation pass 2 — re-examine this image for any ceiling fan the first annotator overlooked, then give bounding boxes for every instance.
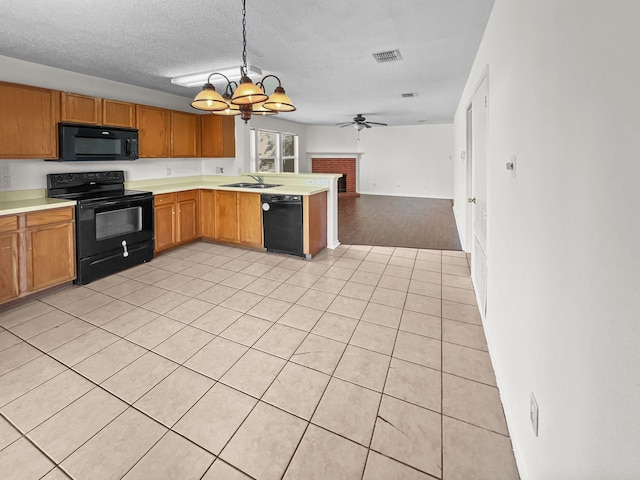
[336,114,387,131]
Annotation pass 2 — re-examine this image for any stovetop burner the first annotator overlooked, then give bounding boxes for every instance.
[46,171,151,202]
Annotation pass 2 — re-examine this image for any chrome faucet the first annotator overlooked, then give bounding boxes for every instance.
[248,174,264,184]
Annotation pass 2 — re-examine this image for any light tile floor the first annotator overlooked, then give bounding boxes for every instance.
[0,242,520,480]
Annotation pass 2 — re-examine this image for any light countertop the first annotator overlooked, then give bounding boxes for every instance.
[0,174,331,216]
[0,197,76,216]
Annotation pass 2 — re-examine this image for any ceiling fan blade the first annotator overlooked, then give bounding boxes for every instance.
[338,124,354,128]
[335,122,354,126]
[364,123,373,128]
[366,122,387,126]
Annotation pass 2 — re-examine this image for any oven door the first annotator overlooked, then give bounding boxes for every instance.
[76,194,154,260]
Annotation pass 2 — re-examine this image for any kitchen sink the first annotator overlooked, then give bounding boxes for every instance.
[222,183,282,189]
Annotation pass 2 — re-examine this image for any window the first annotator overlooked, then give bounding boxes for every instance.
[252,129,298,173]
[282,133,296,173]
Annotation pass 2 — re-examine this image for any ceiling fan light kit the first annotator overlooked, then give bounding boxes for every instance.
[336,114,388,131]
[186,0,296,123]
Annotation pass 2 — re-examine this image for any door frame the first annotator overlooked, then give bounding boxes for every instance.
[466,66,490,319]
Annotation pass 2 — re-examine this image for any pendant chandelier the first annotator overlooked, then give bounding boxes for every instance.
[190,0,296,123]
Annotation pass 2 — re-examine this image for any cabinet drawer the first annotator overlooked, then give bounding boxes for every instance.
[177,190,197,202]
[0,215,18,233]
[154,193,177,206]
[26,207,74,227]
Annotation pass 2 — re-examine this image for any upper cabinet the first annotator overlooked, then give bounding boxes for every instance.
[103,99,135,128]
[136,105,170,158]
[201,115,236,158]
[0,81,235,159]
[171,111,200,157]
[60,92,101,124]
[0,81,59,159]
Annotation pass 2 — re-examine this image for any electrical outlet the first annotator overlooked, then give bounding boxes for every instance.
[316,179,326,186]
[530,392,539,436]
[305,179,314,185]
[1,175,9,189]
[166,167,171,176]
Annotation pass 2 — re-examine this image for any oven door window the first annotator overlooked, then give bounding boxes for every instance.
[95,206,143,240]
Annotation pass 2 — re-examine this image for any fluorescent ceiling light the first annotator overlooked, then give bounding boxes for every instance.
[171,65,263,88]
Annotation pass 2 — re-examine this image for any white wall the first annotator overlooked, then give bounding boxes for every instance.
[306,124,454,199]
[0,55,236,190]
[452,1,640,479]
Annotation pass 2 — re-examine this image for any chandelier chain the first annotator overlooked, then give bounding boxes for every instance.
[241,0,247,74]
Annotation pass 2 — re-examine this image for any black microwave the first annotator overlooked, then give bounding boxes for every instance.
[55,123,139,161]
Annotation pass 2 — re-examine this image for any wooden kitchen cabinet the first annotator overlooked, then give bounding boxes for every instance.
[199,189,216,239]
[103,99,135,128]
[171,111,201,157]
[154,193,176,253]
[136,105,170,157]
[0,215,20,303]
[60,92,101,124]
[0,207,76,306]
[177,190,198,243]
[238,192,262,247]
[304,191,328,256]
[153,190,198,253]
[201,115,236,158]
[0,81,59,159]
[215,190,238,243]
[25,208,76,292]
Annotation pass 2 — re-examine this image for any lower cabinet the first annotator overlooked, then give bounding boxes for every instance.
[153,190,199,254]
[214,190,238,243]
[238,192,263,247]
[0,207,76,305]
[0,216,19,303]
[211,190,263,247]
[199,190,216,239]
[153,188,324,256]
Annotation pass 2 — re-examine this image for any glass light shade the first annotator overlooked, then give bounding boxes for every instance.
[191,84,228,111]
[263,86,296,112]
[354,123,366,131]
[231,76,268,105]
[212,94,241,116]
[252,102,278,115]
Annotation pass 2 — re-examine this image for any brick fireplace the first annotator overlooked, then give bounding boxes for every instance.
[312,157,358,197]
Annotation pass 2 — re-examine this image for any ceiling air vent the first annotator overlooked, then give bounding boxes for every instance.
[372,49,403,63]
[401,92,418,98]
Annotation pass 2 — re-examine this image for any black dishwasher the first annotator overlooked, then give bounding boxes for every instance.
[261,194,304,257]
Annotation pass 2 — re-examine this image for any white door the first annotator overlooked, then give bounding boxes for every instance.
[469,74,489,319]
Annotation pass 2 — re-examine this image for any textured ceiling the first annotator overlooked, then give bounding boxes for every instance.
[0,0,494,126]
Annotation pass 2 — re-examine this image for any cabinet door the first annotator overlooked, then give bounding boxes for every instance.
[171,111,200,157]
[220,116,236,157]
[103,99,135,128]
[60,92,102,124]
[154,194,176,252]
[238,192,262,247]
[201,115,235,158]
[177,191,198,243]
[199,190,216,239]
[0,81,59,159]
[215,191,238,242]
[0,231,20,303]
[136,105,170,158]
[26,222,75,292]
